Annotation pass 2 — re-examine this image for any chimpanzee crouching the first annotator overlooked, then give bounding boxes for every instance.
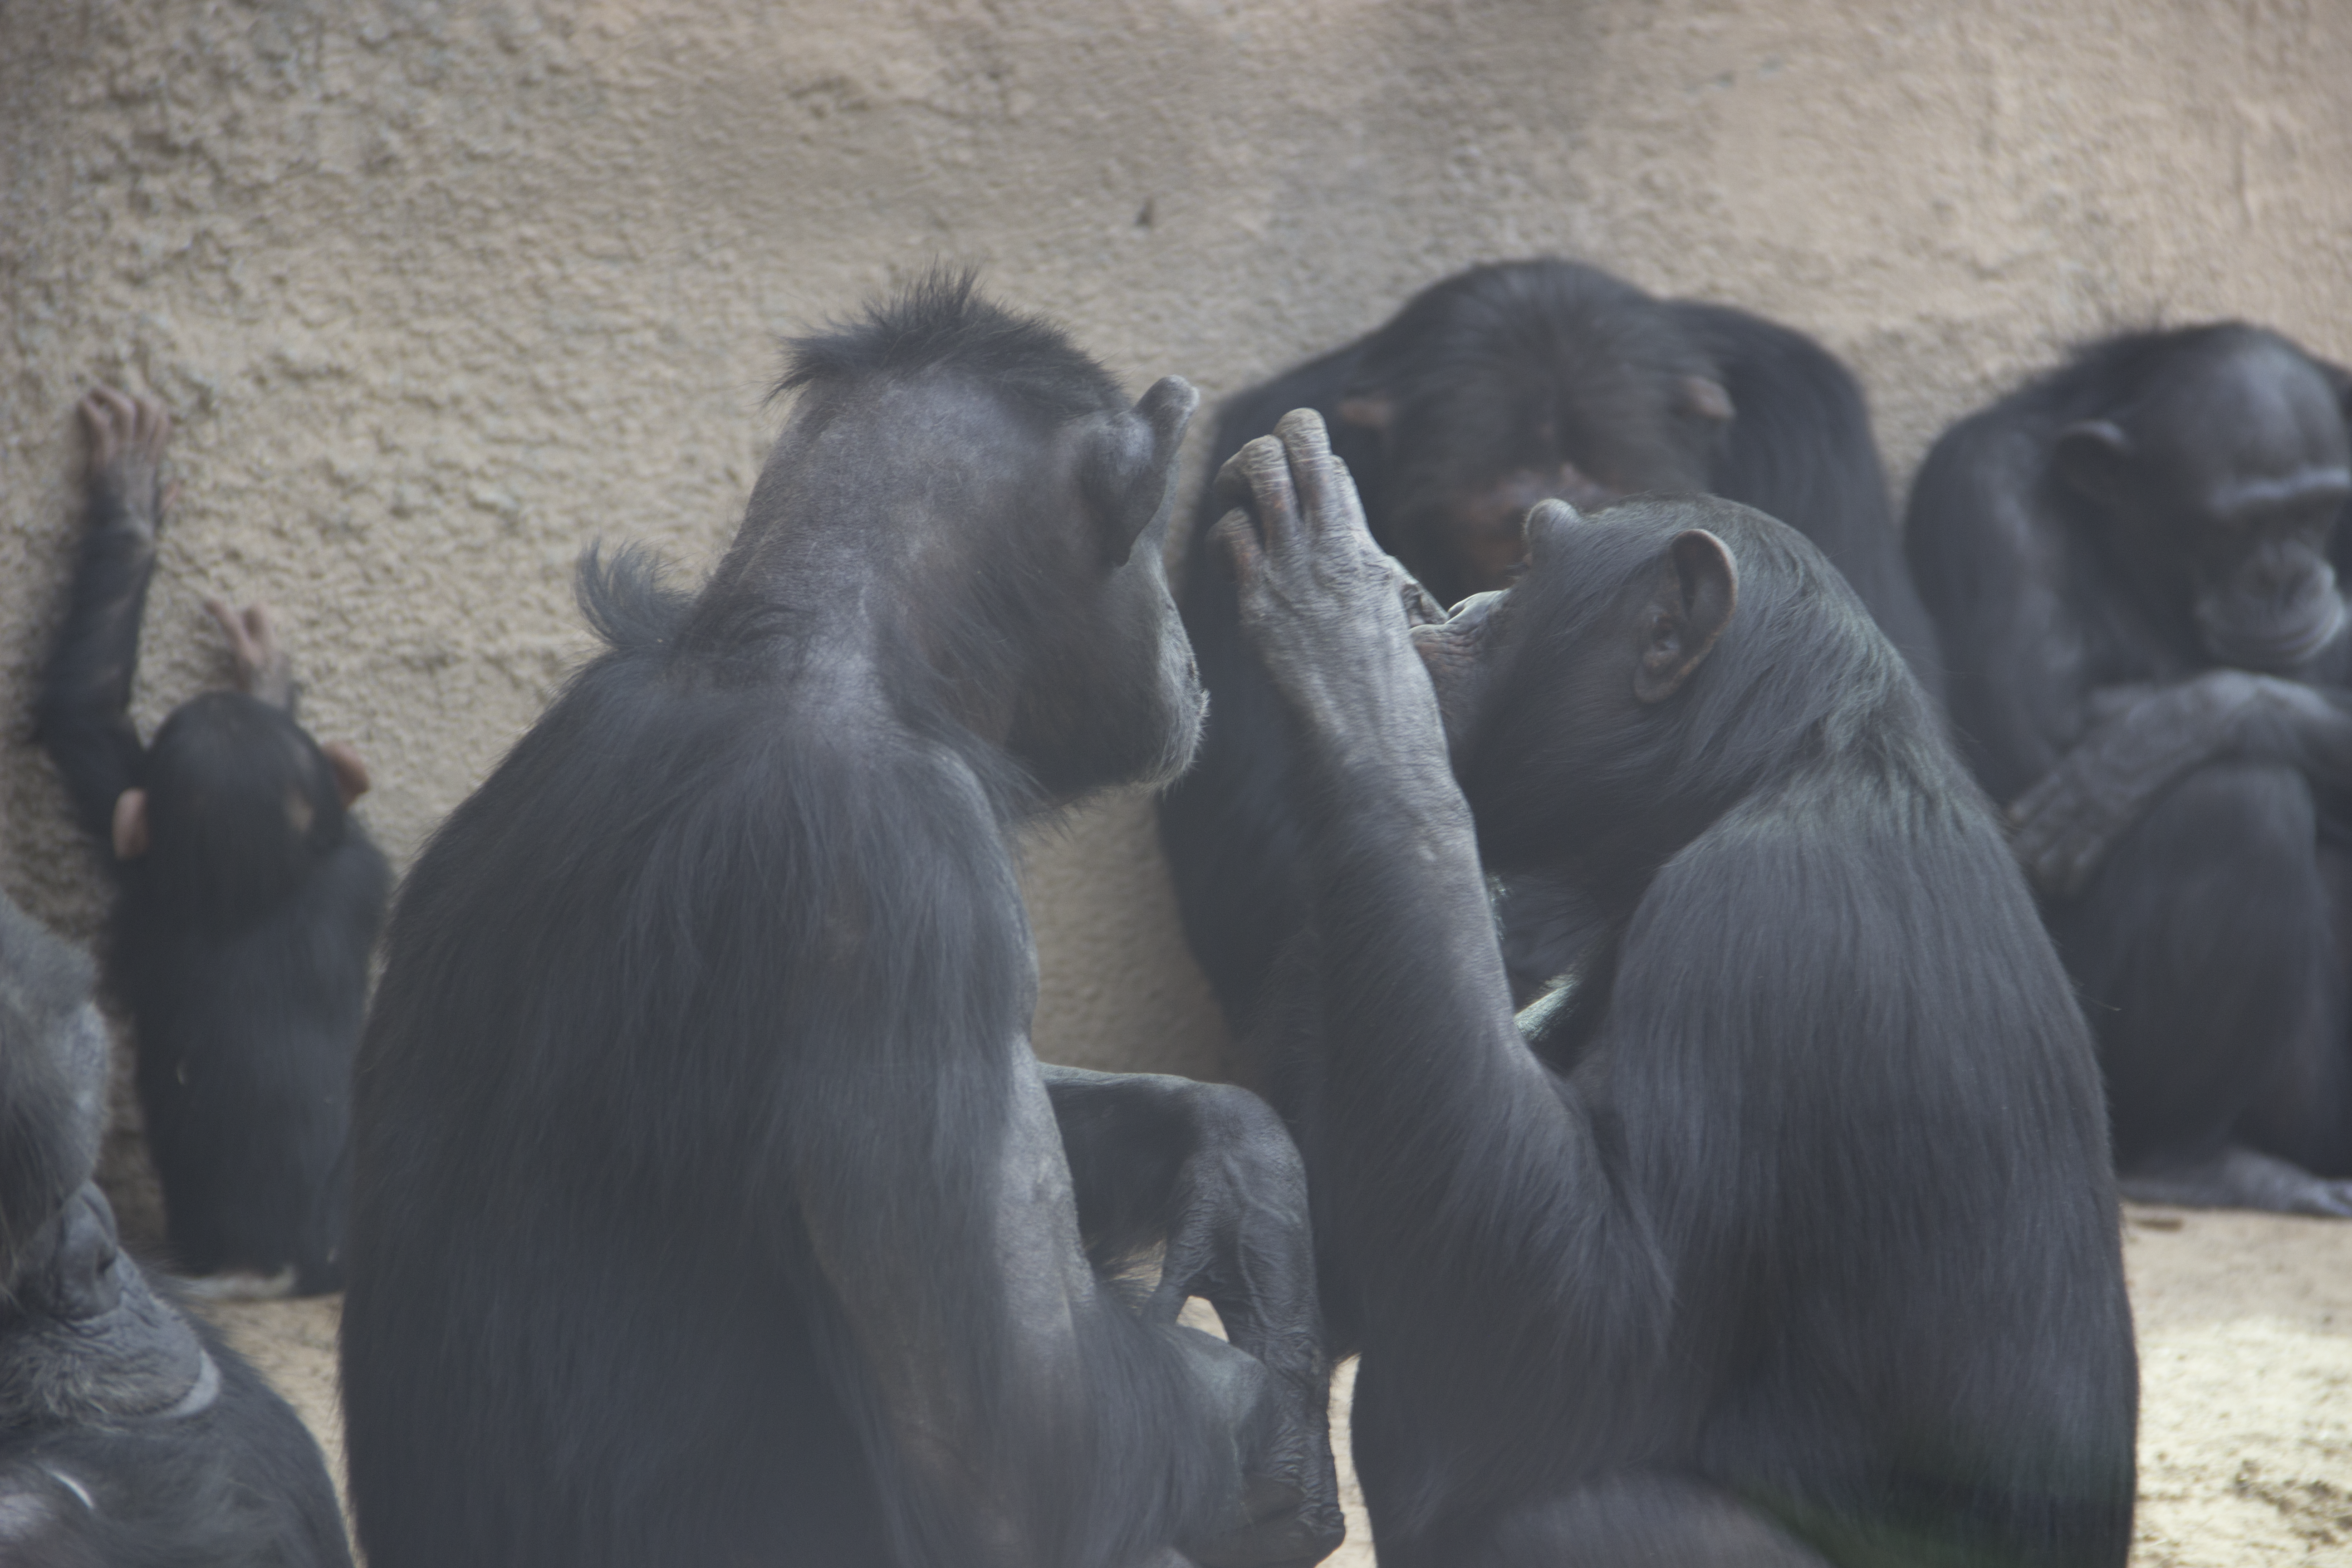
[34,388,389,1298]
[0,892,353,1567]
[1907,325,2352,1215]
[1215,413,2135,1567]
[341,275,1339,1568]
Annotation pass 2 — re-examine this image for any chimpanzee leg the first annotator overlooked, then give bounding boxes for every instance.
[1352,1364,1827,1568]
[1455,1477,1833,1568]
[1042,1065,1342,1566]
[2049,760,2352,1211]
[2237,843,2352,1176]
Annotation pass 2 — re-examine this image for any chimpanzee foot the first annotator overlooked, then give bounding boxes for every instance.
[2117,1144,2352,1218]
[79,385,173,535]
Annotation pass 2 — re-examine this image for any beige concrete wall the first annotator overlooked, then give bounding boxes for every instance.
[5,0,2350,1103]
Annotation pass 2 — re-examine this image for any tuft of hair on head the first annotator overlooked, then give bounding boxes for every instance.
[771,265,1123,423]
[577,542,694,653]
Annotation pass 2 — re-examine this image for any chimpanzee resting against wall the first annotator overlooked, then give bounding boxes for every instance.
[1907,324,2352,1216]
[0,891,353,1567]
[1213,412,2135,1566]
[1161,258,1944,1032]
[340,275,1341,1568]
[34,388,389,1298]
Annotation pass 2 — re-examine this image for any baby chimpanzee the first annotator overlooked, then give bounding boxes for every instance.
[35,387,390,1298]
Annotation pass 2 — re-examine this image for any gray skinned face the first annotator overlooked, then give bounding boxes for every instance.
[2148,348,2352,671]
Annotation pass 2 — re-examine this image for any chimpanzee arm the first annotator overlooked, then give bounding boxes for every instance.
[33,389,172,849]
[2009,670,2352,895]
[1043,1067,1327,1393]
[1213,415,1660,1392]
[1904,417,2092,802]
[1043,1065,1340,1566]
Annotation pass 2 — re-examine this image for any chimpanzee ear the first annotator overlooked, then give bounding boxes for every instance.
[1080,376,1199,566]
[1676,376,1735,424]
[322,742,372,808]
[1633,530,1738,705]
[111,789,150,860]
[1335,392,1396,433]
[2055,421,2132,507]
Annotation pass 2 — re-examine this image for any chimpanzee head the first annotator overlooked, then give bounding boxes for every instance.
[0,894,108,1298]
[0,899,214,1411]
[1414,493,1917,874]
[117,693,370,918]
[727,271,1204,803]
[2054,326,2352,673]
[1334,261,1732,606]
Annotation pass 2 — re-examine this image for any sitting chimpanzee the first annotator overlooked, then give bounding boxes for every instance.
[340,274,1341,1568]
[1162,258,1942,1033]
[1907,324,2352,1215]
[1213,412,2136,1567]
[0,891,353,1567]
[34,387,390,1297]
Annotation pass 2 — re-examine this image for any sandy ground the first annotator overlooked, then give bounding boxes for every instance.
[200,1202,2352,1565]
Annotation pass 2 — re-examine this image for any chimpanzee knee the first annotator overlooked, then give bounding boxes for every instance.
[2052,760,2335,1169]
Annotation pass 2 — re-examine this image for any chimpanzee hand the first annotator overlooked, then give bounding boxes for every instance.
[2011,669,2352,896]
[203,598,298,711]
[1149,1089,1339,1568]
[78,386,174,541]
[1211,409,1450,779]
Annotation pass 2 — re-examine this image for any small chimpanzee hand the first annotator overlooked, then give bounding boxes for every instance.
[202,598,298,711]
[1212,409,1450,777]
[78,386,174,541]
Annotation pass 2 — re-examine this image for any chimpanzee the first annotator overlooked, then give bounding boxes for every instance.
[1161,258,1941,1031]
[1212,412,2136,1567]
[33,387,390,1297]
[0,891,353,1567]
[1906,323,2352,1216]
[339,274,1341,1568]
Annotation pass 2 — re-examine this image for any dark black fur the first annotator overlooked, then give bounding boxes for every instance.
[1907,323,2352,1214]
[1161,259,1940,1033]
[1217,421,2136,1565]
[0,892,352,1568]
[341,275,1338,1568]
[34,397,388,1293]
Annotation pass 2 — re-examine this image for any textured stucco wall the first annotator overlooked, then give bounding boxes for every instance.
[5,0,2350,1107]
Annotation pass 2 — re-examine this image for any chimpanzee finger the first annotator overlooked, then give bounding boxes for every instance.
[1214,431,1286,514]
[1228,435,1305,563]
[1269,409,1371,554]
[1211,508,1267,591]
[80,388,132,461]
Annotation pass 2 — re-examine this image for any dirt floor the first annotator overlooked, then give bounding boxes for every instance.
[201,1203,2352,1565]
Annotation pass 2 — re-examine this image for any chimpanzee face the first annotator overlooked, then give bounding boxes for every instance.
[2065,339,2352,672]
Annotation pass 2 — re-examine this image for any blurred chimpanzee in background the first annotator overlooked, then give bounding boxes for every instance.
[1214,412,2135,1568]
[34,387,390,1297]
[1908,324,2352,1215]
[0,890,353,1567]
[341,274,1339,1568]
[1161,258,1942,1036]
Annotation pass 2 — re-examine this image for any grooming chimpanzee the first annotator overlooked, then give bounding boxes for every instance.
[1161,258,1941,1031]
[340,275,1340,1568]
[34,387,390,1297]
[1214,412,2136,1566]
[0,891,353,1567]
[1907,324,2352,1216]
